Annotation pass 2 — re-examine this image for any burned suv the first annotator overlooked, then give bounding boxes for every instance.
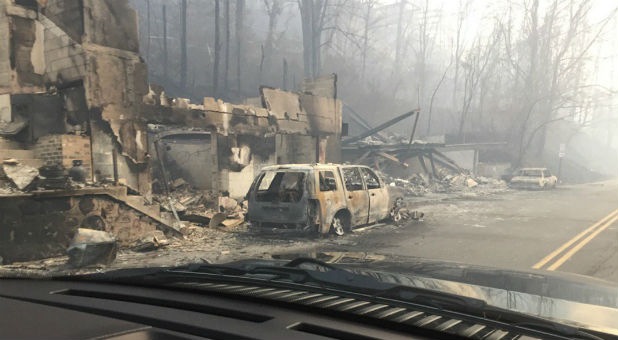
[246,164,404,235]
[510,167,558,190]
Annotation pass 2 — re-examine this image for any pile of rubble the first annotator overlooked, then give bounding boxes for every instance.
[154,179,248,233]
[358,132,415,146]
[380,168,506,198]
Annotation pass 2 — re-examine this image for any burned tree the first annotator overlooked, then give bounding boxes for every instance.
[213,0,221,96]
[236,0,245,96]
[180,0,188,90]
[224,0,231,94]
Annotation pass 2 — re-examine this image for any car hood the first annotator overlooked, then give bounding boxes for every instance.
[263,252,618,335]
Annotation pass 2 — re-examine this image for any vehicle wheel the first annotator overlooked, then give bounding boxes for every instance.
[330,215,346,236]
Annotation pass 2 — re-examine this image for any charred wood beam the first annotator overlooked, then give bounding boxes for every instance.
[354,150,372,164]
[432,150,465,173]
[418,154,430,177]
[431,156,460,173]
[342,110,416,145]
[428,152,438,178]
[343,104,388,142]
[377,151,408,167]
[407,110,421,146]
[153,139,182,225]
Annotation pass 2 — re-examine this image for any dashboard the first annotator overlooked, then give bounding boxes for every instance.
[0,279,451,340]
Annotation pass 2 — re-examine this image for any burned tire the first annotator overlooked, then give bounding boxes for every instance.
[330,212,350,236]
[390,197,404,223]
[392,210,403,223]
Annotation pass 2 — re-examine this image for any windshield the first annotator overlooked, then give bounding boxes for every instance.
[517,170,543,177]
[255,170,305,202]
[1,0,617,335]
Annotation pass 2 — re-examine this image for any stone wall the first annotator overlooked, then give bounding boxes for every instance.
[0,191,159,264]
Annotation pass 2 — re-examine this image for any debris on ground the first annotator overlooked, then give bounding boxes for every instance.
[67,228,118,267]
[131,230,169,252]
[466,178,478,188]
[152,180,248,232]
[391,206,425,223]
[222,218,244,228]
[380,165,505,198]
[218,195,238,212]
[209,212,227,228]
[2,159,39,190]
[171,178,187,189]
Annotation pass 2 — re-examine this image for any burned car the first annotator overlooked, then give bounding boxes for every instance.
[510,167,558,189]
[246,164,406,235]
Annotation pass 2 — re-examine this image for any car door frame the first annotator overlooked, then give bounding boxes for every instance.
[360,166,389,223]
[339,166,370,227]
[315,168,347,233]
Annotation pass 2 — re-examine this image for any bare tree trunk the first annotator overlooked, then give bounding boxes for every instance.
[426,63,450,135]
[311,0,325,78]
[299,0,314,78]
[299,0,326,79]
[452,1,467,109]
[258,45,264,87]
[163,5,168,79]
[415,0,439,109]
[235,0,245,96]
[263,0,282,76]
[180,0,188,90]
[393,0,406,76]
[282,58,288,90]
[223,0,230,94]
[213,0,221,96]
[361,2,372,80]
[145,0,150,61]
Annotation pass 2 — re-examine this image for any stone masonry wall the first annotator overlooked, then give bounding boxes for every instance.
[0,194,159,264]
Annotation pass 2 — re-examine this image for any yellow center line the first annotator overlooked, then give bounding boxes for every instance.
[547,214,618,271]
[531,209,618,269]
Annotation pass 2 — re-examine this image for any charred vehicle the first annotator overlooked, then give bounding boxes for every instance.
[510,168,558,190]
[246,164,406,235]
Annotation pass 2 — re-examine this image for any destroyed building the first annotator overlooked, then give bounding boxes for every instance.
[144,74,342,199]
[0,0,342,264]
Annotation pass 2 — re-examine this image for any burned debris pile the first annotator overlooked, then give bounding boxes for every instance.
[342,111,507,198]
[378,167,505,198]
[152,180,247,231]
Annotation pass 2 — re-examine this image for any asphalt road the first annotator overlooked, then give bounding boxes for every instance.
[321,179,618,283]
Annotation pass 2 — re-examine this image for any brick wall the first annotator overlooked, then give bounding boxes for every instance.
[34,134,92,179]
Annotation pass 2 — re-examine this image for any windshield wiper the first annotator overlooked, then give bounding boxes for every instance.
[74,258,605,340]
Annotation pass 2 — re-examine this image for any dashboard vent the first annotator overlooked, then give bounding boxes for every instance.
[177,282,544,340]
[53,289,272,323]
